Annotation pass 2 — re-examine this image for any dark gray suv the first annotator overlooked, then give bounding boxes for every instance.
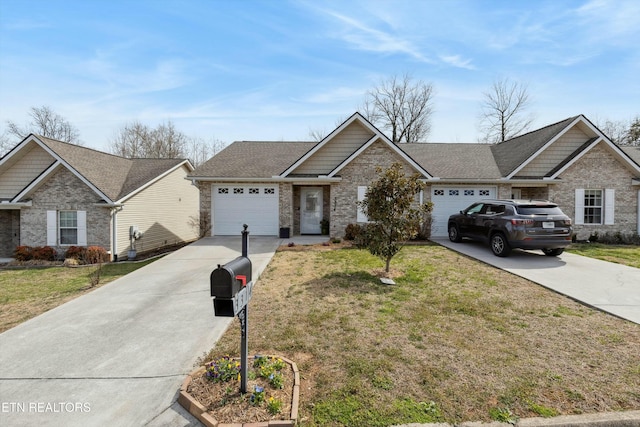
[448,199,573,257]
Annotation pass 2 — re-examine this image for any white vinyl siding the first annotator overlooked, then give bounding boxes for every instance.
[518,127,590,177]
[115,164,199,258]
[0,144,55,199]
[293,122,374,175]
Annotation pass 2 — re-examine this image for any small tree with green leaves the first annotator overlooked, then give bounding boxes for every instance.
[358,162,432,273]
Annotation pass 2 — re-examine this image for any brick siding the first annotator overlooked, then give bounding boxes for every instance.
[20,168,111,256]
[549,142,639,239]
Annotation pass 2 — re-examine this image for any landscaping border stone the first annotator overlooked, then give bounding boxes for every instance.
[178,356,300,427]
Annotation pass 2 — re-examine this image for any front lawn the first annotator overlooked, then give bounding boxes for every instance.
[0,258,159,332]
[567,243,640,269]
[208,243,640,426]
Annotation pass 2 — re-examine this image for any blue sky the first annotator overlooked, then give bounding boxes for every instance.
[1,0,638,152]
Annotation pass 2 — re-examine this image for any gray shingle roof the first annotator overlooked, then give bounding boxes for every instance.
[490,116,579,176]
[401,143,501,179]
[620,145,640,168]
[190,115,632,182]
[191,141,317,178]
[36,135,185,201]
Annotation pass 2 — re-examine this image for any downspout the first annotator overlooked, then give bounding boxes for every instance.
[111,206,124,261]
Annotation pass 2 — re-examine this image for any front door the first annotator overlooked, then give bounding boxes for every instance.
[301,187,322,234]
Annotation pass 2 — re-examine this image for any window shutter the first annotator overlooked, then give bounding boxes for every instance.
[356,186,368,223]
[77,211,87,246]
[574,189,584,225]
[604,189,615,225]
[47,210,57,246]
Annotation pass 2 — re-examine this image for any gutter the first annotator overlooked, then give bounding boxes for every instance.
[0,201,32,209]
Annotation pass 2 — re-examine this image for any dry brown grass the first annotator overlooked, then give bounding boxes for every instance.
[207,243,640,426]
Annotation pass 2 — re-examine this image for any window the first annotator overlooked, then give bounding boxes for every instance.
[264,188,275,194]
[218,188,229,194]
[434,189,444,196]
[575,189,614,225]
[464,189,474,196]
[479,190,490,197]
[47,210,87,246]
[584,190,603,224]
[249,188,259,194]
[449,189,459,196]
[233,188,244,194]
[59,211,78,244]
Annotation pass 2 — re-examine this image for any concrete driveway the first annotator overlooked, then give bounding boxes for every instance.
[433,238,640,325]
[0,236,284,427]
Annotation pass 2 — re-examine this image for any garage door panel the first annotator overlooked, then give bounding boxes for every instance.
[212,185,279,236]
[430,186,496,237]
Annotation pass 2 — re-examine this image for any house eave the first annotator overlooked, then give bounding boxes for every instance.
[0,200,32,209]
[188,176,342,183]
[424,178,560,186]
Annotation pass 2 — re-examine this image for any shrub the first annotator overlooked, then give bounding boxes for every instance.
[14,246,33,261]
[32,246,56,261]
[65,246,86,261]
[587,231,640,245]
[344,223,362,241]
[85,246,109,264]
[414,209,433,240]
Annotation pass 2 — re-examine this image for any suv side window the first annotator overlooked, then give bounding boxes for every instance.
[466,203,484,214]
[485,204,505,215]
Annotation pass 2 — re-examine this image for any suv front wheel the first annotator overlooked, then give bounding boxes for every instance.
[448,224,462,242]
[490,233,511,257]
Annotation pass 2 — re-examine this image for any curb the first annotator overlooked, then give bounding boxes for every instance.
[393,410,640,427]
[178,356,300,427]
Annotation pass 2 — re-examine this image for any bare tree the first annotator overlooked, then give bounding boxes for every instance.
[308,127,327,142]
[5,105,81,144]
[110,120,187,159]
[478,78,533,143]
[184,136,227,167]
[595,115,640,146]
[627,116,640,146]
[363,74,435,143]
[0,131,13,157]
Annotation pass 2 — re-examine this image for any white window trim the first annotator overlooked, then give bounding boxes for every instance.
[46,210,87,246]
[575,189,614,225]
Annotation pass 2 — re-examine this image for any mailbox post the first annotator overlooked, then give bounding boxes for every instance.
[210,225,253,393]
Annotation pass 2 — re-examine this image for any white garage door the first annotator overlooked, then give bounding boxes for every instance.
[430,186,496,237]
[212,185,279,236]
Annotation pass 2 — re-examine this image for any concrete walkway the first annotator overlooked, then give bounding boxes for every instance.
[432,238,640,324]
[0,236,296,427]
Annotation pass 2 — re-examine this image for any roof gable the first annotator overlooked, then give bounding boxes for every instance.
[491,116,579,176]
[281,112,432,178]
[0,134,190,203]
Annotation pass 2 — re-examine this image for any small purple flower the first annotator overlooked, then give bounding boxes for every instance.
[255,385,264,393]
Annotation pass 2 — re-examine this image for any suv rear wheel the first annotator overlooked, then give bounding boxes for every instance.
[490,233,511,257]
[448,224,462,242]
[542,248,564,256]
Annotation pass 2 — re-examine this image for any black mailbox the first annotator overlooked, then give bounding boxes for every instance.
[210,256,252,298]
